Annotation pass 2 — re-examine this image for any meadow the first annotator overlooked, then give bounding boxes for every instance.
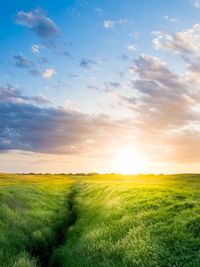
[1,173,200,266]
[0,173,73,267]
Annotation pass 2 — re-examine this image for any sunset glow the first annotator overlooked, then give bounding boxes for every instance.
[111,148,148,174]
[1,0,200,174]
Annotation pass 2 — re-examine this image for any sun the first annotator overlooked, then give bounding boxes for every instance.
[111,147,148,174]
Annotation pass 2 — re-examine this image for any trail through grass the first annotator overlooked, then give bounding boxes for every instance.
[52,174,200,267]
[1,174,200,267]
[0,174,73,267]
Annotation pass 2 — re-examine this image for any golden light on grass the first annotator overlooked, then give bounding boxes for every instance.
[111,147,148,174]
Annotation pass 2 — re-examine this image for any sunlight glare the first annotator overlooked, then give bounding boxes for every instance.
[111,147,148,174]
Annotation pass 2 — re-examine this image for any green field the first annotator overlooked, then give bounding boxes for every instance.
[0,174,73,267]
[1,173,200,266]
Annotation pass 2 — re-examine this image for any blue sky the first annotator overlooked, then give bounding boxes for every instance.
[0,0,195,107]
[1,0,200,173]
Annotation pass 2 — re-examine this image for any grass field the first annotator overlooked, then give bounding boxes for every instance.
[0,173,73,267]
[1,173,200,266]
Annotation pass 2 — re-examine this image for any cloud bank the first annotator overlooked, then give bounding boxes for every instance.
[0,85,131,155]
[121,25,200,162]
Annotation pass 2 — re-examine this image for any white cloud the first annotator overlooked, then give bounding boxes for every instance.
[42,68,56,78]
[127,44,137,51]
[103,20,115,29]
[31,44,40,54]
[152,24,200,64]
[103,18,129,29]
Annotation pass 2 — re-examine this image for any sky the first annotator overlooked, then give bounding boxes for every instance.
[1,0,200,174]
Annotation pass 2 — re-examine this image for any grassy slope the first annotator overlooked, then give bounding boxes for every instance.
[53,174,200,267]
[0,174,73,267]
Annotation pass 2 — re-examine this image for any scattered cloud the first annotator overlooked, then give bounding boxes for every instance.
[152,24,200,64]
[103,20,115,29]
[31,44,40,54]
[12,54,33,68]
[0,84,50,105]
[103,18,128,29]
[80,58,96,70]
[12,53,55,79]
[29,68,42,76]
[15,9,59,38]
[42,68,56,78]
[127,44,137,51]
[164,15,179,23]
[152,23,200,90]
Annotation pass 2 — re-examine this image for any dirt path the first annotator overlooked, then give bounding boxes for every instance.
[31,183,78,267]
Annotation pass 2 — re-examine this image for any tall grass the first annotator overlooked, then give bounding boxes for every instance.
[52,174,200,267]
[0,174,73,267]
[2,173,200,266]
